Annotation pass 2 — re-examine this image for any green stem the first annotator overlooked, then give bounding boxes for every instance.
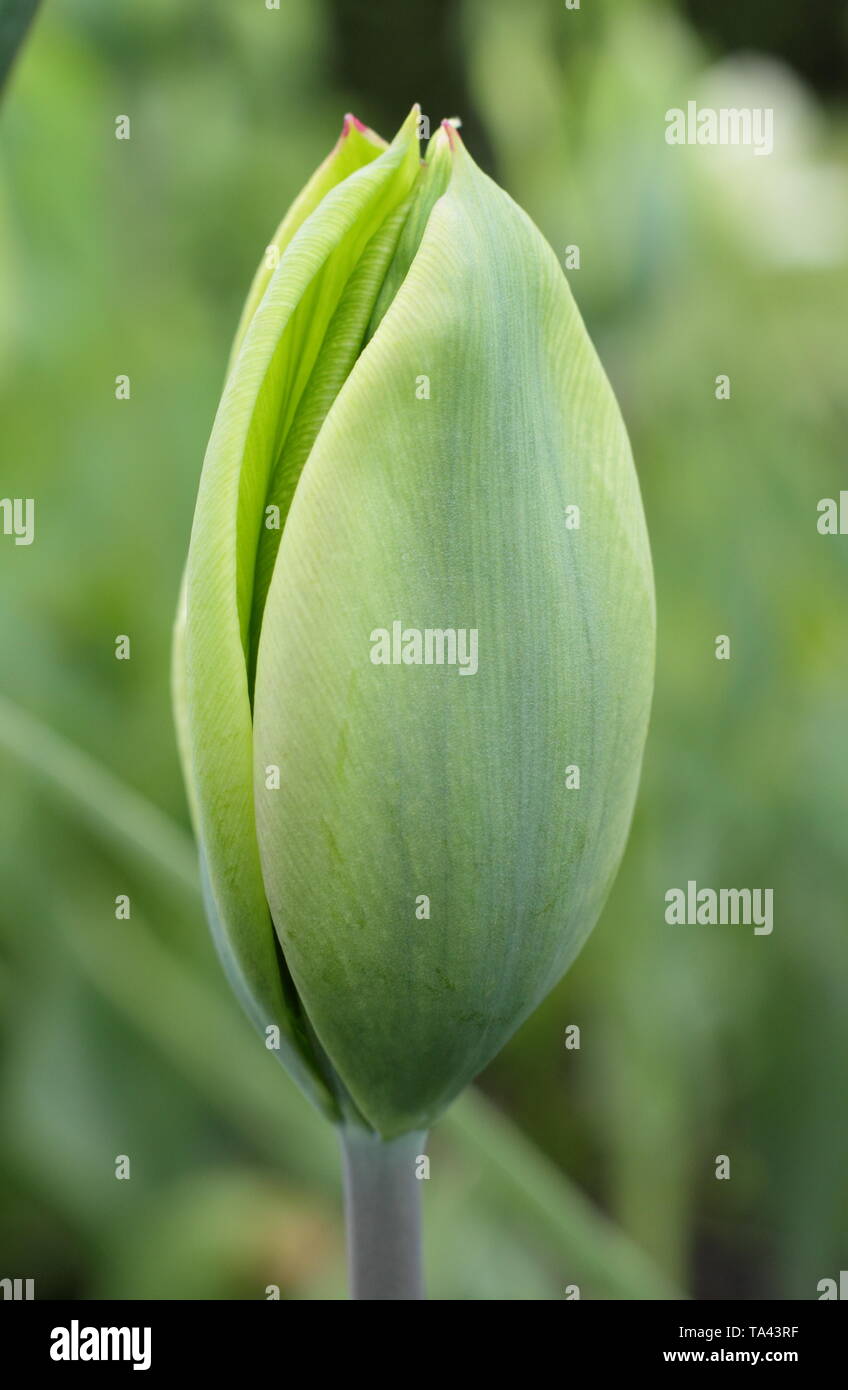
[340,1127,426,1300]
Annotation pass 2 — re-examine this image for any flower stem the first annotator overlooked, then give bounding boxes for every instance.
[339,1126,427,1300]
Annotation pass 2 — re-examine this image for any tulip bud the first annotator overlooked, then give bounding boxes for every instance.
[174,107,654,1144]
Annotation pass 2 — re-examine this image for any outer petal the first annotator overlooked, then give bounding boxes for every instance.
[181,110,421,1114]
[253,129,655,1136]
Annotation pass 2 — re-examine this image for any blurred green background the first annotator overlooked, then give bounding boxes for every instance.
[1,0,846,1300]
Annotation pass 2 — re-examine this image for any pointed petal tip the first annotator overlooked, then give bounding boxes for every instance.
[339,113,387,150]
[436,118,464,152]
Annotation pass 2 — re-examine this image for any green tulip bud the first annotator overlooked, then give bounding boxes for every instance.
[174,107,654,1149]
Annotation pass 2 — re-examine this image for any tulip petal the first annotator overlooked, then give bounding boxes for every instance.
[181,110,422,1114]
[253,129,655,1136]
[228,114,388,372]
[249,195,412,674]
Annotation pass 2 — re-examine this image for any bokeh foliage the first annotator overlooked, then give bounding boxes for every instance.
[0,0,846,1298]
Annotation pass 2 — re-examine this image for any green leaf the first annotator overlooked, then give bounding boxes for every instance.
[0,0,40,98]
[253,127,655,1136]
